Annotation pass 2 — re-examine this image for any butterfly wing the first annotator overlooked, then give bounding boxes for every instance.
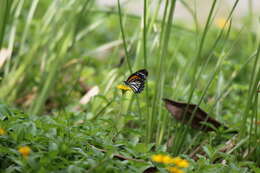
[124,69,148,93]
[125,80,144,93]
[126,69,148,82]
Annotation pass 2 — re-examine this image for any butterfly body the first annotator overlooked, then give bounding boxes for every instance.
[124,69,148,93]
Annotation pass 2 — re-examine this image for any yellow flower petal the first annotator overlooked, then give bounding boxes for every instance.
[177,159,189,168]
[171,157,182,164]
[162,155,174,164]
[0,128,6,135]
[151,154,164,163]
[18,146,31,157]
[171,157,189,168]
[167,166,184,173]
[116,84,131,91]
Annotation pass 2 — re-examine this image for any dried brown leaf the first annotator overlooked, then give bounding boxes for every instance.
[163,98,228,132]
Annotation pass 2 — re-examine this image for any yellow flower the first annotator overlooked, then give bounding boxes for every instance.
[163,155,174,164]
[117,84,131,91]
[171,157,189,168]
[167,166,184,173]
[151,154,189,170]
[177,159,189,168]
[170,157,182,164]
[0,128,6,135]
[215,18,230,29]
[18,146,31,157]
[116,84,131,94]
[151,154,179,164]
[151,154,165,163]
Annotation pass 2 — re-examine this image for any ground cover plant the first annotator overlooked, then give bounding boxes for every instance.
[0,0,259,172]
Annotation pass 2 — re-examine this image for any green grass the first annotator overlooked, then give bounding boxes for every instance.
[0,0,260,172]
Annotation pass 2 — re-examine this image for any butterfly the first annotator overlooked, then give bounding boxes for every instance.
[124,69,148,93]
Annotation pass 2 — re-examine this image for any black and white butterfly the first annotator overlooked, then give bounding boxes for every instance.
[124,69,148,93]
